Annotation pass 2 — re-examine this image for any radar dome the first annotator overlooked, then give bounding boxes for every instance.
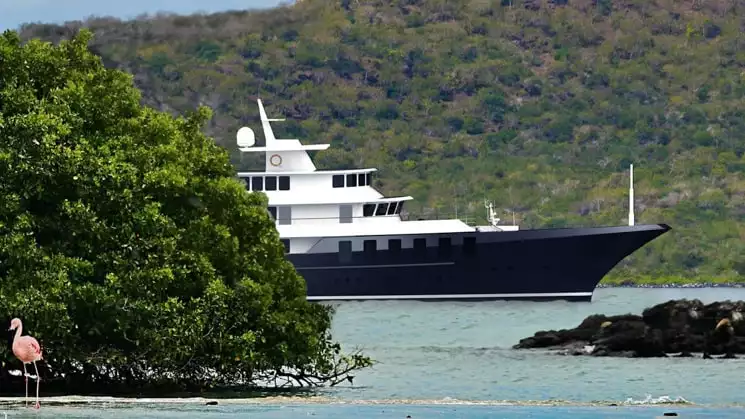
[236,126,256,148]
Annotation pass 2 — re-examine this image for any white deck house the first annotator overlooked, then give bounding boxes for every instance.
[235,99,519,254]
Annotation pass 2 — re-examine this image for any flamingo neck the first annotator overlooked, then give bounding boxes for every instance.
[14,323,22,341]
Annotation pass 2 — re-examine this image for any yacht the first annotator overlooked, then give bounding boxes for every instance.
[235,99,671,302]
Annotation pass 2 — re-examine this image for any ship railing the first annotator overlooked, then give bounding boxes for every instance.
[405,206,520,227]
[268,212,484,226]
[270,214,403,221]
[403,212,479,226]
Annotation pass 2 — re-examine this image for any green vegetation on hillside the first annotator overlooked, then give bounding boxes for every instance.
[17,0,745,282]
[0,29,369,395]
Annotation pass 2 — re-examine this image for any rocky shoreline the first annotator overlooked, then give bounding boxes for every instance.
[513,299,745,358]
[597,283,745,288]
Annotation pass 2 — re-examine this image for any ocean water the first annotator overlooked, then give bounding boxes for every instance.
[326,287,745,405]
[2,287,745,418]
[0,402,742,419]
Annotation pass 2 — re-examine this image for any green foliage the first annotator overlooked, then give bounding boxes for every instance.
[16,0,745,283]
[0,28,370,394]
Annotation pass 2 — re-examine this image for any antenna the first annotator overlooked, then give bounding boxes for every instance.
[452,185,456,219]
[628,163,635,226]
[484,200,500,226]
[257,99,285,147]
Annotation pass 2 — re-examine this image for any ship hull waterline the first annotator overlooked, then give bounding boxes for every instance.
[287,223,671,303]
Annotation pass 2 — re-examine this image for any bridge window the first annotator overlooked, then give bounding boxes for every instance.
[251,176,263,191]
[281,239,290,254]
[278,176,290,190]
[346,174,357,187]
[386,202,397,215]
[339,205,353,223]
[243,177,251,190]
[366,173,372,186]
[332,175,344,188]
[363,204,375,217]
[362,202,403,217]
[358,173,366,186]
[265,176,277,191]
[277,206,292,225]
[268,206,277,220]
[375,203,389,216]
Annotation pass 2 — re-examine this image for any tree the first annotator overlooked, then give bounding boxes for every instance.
[0,29,371,395]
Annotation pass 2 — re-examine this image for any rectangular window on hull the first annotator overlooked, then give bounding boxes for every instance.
[388,239,402,253]
[278,206,292,225]
[413,237,427,256]
[281,239,290,254]
[364,240,377,254]
[438,237,452,257]
[339,240,352,263]
[278,176,290,190]
[463,237,477,255]
[332,175,344,188]
[339,205,353,223]
[268,206,277,220]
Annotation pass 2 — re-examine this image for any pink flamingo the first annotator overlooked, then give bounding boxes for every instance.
[8,318,42,409]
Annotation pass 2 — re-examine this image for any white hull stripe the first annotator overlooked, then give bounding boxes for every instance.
[306,292,593,300]
[297,262,455,270]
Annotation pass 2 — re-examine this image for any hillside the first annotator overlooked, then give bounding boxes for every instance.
[15,0,745,282]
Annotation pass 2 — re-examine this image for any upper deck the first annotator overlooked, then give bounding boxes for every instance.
[233,99,520,235]
[234,99,414,206]
[236,98,330,173]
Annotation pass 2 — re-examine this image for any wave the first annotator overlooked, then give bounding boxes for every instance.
[0,394,715,408]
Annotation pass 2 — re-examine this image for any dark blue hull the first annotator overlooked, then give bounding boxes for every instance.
[287,224,671,302]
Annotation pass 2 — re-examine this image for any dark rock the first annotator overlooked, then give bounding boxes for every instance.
[513,299,745,358]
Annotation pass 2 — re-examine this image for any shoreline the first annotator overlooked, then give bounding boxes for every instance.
[597,283,745,289]
[0,395,712,408]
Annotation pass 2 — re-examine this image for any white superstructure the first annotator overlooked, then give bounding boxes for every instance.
[235,99,519,253]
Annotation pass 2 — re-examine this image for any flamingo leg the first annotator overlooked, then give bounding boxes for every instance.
[33,361,40,409]
[22,363,28,407]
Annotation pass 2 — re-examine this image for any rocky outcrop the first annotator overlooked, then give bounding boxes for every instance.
[513,299,745,358]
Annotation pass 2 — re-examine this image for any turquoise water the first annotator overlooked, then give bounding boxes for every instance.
[2,287,745,417]
[326,287,745,405]
[1,403,743,418]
